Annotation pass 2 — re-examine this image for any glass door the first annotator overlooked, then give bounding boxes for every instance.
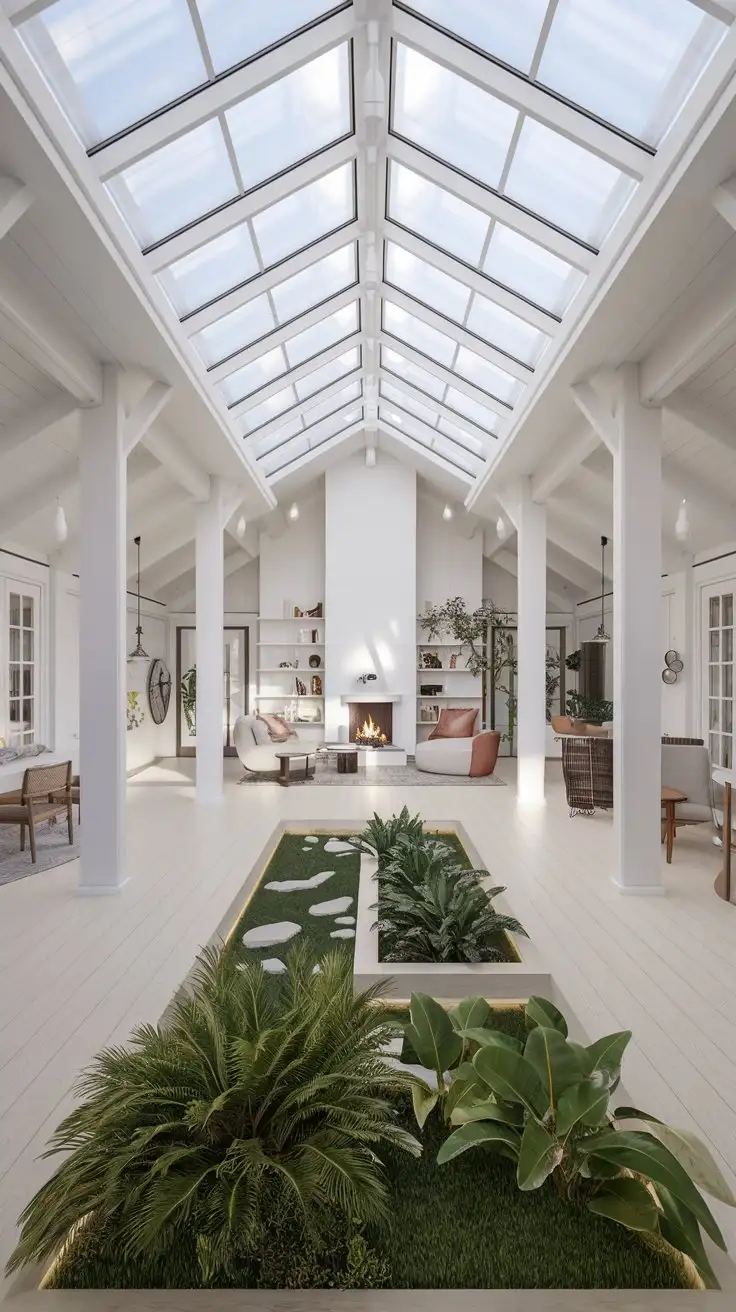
[704,586,734,769]
[4,581,41,747]
[176,627,249,757]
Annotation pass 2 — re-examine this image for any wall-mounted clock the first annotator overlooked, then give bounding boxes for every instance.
[147,657,172,725]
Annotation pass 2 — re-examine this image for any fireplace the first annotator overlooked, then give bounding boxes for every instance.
[348,701,393,747]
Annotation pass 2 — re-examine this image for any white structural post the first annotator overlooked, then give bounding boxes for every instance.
[501,479,547,805]
[612,364,663,892]
[195,479,225,803]
[79,364,127,892]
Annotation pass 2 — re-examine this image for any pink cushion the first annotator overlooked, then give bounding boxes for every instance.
[428,707,478,740]
[258,714,297,742]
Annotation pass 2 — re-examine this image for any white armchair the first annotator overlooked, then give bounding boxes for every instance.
[233,715,304,779]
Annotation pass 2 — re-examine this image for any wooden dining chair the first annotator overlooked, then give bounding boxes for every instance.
[0,761,74,863]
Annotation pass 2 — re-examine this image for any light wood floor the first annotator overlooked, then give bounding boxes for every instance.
[1,757,736,1297]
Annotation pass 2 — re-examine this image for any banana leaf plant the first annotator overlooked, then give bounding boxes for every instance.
[403,993,736,1289]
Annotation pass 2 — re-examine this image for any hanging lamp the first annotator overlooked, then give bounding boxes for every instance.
[128,535,149,661]
[593,535,610,642]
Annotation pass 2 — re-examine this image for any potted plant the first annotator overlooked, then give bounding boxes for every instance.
[418,597,513,726]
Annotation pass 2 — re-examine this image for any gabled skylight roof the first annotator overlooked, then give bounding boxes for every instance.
[14,0,729,490]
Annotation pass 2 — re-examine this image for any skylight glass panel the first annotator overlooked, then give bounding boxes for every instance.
[262,406,359,474]
[504,120,636,247]
[225,46,351,192]
[536,0,724,146]
[388,163,489,265]
[438,417,487,459]
[380,380,440,429]
[284,303,359,368]
[383,301,456,367]
[251,163,354,266]
[252,413,306,457]
[270,245,357,322]
[379,407,478,476]
[403,0,549,76]
[455,347,523,405]
[158,226,260,317]
[220,346,286,404]
[21,0,207,147]
[304,381,362,427]
[432,430,483,475]
[197,1,341,76]
[385,243,471,323]
[444,387,500,434]
[393,45,518,191]
[482,225,584,316]
[465,297,549,366]
[191,294,276,367]
[380,346,445,400]
[294,347,361,400]
[261,435,310,475]
[241,385,299,435]
[108,120,238,246]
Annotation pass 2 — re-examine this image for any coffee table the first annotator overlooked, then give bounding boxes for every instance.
[275,749,316,787]
[316,743,358,774]
[661,786,687,863]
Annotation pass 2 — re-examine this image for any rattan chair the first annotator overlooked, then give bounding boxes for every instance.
[558,735,613,816]
[0,761,74,863]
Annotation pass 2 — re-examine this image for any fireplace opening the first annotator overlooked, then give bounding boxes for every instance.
[348,701,393,747]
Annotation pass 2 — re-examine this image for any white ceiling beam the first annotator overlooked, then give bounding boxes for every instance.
[123,381,172,457]
[546,542,599,593]
[383,220,559,335]
[141,425,210,502]
[224,515,259,558]
[483,525,513,560]
[392,7,650,179]
[388,137,596,273]
[377,330,514,421]
[91,9,356,180]
[661,461,736,530]
[570,381,618,455]
[0,395,78,458]
[244,367,363,445]
[146,139,358,272]
[269,418,366,484]
[0,263,102,403]
[165,548,253,609]
[230,332,363,417]
[134,518,197,581]
[419,485,479,537]
[531,420,600,502]
[490,548,573,612]
[639,261,736,402]
[688,2,736,22]
[4,2,58,21]
[143,543,197,595]
[547,495,612,541]
[712,174,736,229]
[664,391,736,453]
[381,282,534,385]
[0,462,77,534]
[546,517,606,575]
[0,175,32,241]
[207,286,359,385]
[378,369,497,447]
[261,507,288,537]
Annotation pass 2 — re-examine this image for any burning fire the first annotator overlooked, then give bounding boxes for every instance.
[355,713,388,746]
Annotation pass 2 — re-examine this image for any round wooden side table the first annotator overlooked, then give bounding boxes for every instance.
[336,748,358,774]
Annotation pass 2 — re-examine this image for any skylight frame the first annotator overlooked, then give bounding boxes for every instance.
[265,407,366,479]
[240,355,364,439]
[378,403,484,479]
[254,381,364,461]
[378,382,491,460]
[223,301,362,410]
[378,362,500,447]
[377,333,515,423]
[231,332,364,418]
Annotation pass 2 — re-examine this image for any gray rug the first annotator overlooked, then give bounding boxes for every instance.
[0,815,79,886]
[240,763,506,787]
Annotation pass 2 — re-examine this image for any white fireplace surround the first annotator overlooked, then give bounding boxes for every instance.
[340,693,402,705]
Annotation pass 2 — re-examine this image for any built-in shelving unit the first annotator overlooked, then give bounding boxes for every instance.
[258,614,326,733]
[416,634,483,740]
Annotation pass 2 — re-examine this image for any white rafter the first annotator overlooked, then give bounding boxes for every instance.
[269,417,367,484]
[141,426,210,502]
[377,370,496,448]
[123,381,172,457]
[230,332,363,418]
[206,287,359,385]
[639,260,736,403]
[377,330,513,421]
[0,395,78,458]
[0,263,102,403]
[531,420,600,503]
[378,417,474,485]
[570,381,618,455]
[243,368,363,445]
[0,175,33,241]
[381,283,534,384]
[0,461,77,534]
[664,391,736,453]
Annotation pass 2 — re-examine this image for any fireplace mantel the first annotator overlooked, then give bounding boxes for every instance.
[340,693,402,705]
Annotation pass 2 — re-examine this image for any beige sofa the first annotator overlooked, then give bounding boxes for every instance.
[415,729,500,777]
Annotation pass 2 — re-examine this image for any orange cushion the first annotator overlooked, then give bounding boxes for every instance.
[428,707,478,740]
[258,713,297,742]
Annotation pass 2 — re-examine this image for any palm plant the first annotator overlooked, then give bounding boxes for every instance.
[357,806,424,865]
[7,947,420,1283]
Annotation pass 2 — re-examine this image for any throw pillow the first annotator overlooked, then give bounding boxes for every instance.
[250,716,273,746]
[258,713,297,742]
[428,707,478,740]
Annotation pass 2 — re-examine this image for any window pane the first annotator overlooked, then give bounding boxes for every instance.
[22,0,207,146]
[225,46,351,192]
[504,119,636,247]
[241,385,299,434]
[23,668,33,697]
[192,294,276,366]
[482,223,583,316]
[724,630,734,663]
[252,414,305,456]
[284,303,359,368]
[433,428,484,472]
[537,0,724,145]
[380,380,440,428]
[380,346,446,400]
[158,226,259,317]
[466,295,550,365]
[270,245,357,323]
[393,45,518,192]
[404,0,549,75]
[294,346,361,400]
[384,301,456,367]
[22,631,34,662]
[388,162,489,265]
[252,162,354,267]
[438,416,487,459]
[197,0,340,75]
[220,346,286,404]
[724,665,734,699]
[710,597,721,627]
[710,665,720,697]
[711,631,720,662]
[23,596,34,627]
[9,594,20,627]
[9,666,20,699]
[304,380,362,427]
[455,345,524,404]
[108,119,238,246]
[723,594,734,627]
[385,243,471,323]
[444,386,500,434]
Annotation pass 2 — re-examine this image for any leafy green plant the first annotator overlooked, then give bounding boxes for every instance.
[418,597,513,679]
[7,947,421,1284]
[415,994,735,1289]
[126,690,145,731]
[566,691,613,725]
[357,806,424,865]
[180,664,196,735]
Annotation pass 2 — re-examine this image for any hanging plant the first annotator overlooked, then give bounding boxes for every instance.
[126,691,145,731]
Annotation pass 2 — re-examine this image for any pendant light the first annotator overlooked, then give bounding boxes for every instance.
[675,498,690,545]
[128,535,149,661]
[54,498,68,544]
[496,515,507,542]
[593,535,610,643]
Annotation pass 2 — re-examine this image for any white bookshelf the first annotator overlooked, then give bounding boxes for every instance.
[258,614,325,734]
[415,634,483,740]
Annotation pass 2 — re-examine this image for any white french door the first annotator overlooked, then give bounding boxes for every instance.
[703,583,735,770]
[3,579,42,747]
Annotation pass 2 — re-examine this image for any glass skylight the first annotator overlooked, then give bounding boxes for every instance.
[294,346,362,401]
[158,226,260,317]
[383,301,456,368]
[378,404,483,477]
[379,376,497,450]
[403,0,549,76]
[380,379,440,429]
[220,302,358,405]
[270,245,357,322]
[198,1,342,78]
[482,225,584,316]
[465,296,549,367]
[455,346,523,405]
[388,162,488,264]
[260,405,363,477]
[240,385,299,435]
[192,293,276,367]
[380,346,446,401]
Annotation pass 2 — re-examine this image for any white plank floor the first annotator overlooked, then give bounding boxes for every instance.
[1,757,736,1298]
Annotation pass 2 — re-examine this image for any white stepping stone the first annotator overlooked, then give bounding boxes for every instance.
[312,964,321,974]
[265,871,334,892]
[304,836,319,844]
[324,838,357,854]
[330,928,355,939]
[334,915,356,925]
[242,921,301,949]
[261,958,287,974]
[309,896,353,917]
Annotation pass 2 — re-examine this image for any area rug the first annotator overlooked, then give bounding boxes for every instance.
[240,763,506,787]
[0,816,79,887]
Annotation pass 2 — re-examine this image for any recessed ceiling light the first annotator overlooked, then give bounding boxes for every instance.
[288,502,300,522]
[365,446,377,468]
[442,504,454,521]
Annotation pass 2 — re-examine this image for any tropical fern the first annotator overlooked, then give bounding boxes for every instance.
[7,946,420,1282]
[357,807,424,865]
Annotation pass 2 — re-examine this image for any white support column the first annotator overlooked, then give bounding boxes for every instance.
[195,480,225,804]
[612,364,663,893]
[79,365,127,892]
[516,481,547,805]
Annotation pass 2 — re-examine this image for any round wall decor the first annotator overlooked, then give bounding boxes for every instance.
[662,667,677,685]
[309,654,321,668]
[147,657,172,724]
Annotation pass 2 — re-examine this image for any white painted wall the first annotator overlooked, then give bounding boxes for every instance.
[325,454,417,752]
[259,494,325,619]
[125,604,175,771]
[483,558,574,614]
[417,501,482,609]
[224,559,259,612]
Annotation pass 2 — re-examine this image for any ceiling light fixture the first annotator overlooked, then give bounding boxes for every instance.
[496,515,507,542]
[365,446,376,468]
[675,498,690,545]
[236,515,246,539]
[593,535,610,643]
[54,498,68,544]
[128,535,149,661]
[288,502,300,522]
[442,504,453,521]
